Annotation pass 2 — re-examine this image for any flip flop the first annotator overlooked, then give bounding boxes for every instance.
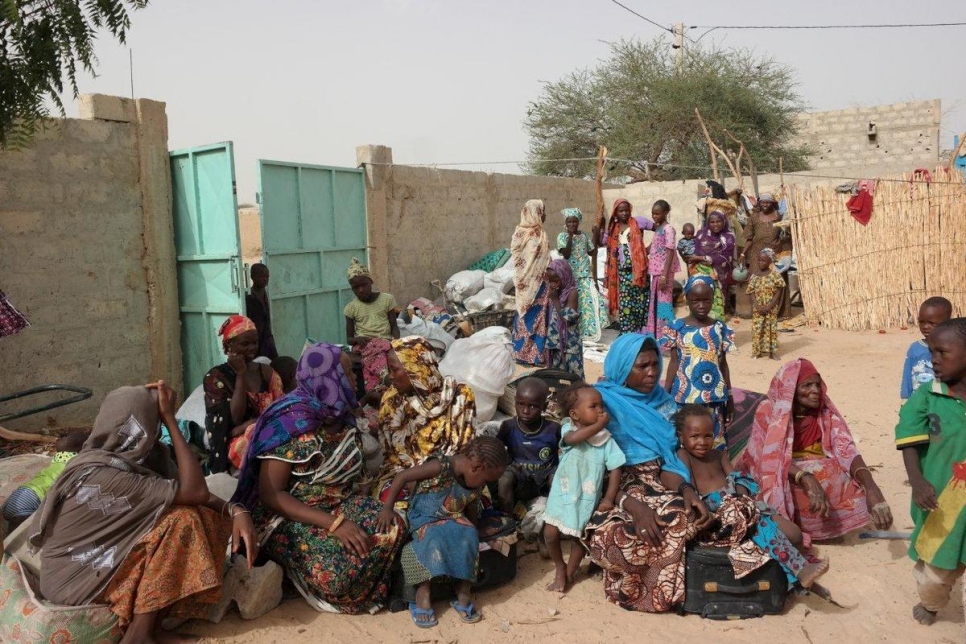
[409,602,437,628]
[450,599,483,623]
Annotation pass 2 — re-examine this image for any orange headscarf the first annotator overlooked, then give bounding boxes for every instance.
[218,315,257,351]
[604,199,648,316]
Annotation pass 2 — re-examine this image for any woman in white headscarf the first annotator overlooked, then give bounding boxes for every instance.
[510,199,558,366]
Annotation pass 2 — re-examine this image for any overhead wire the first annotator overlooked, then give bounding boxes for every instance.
[606,0,672,33]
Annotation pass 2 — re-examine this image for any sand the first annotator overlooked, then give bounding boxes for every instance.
[195,320,965,643]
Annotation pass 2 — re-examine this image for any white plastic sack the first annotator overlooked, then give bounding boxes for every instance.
[463,287,504,313]
[483,264,515,294]
[439,326,515,422]
[444,270,486,303]
[398,317,455,352]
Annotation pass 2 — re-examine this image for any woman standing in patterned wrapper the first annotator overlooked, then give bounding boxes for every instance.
[599,199,650,334]
[557,207,607,341]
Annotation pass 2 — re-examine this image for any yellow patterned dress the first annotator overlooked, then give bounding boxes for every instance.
[746,270,785,358]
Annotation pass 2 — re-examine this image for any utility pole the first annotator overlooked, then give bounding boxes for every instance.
[672,22,684,73]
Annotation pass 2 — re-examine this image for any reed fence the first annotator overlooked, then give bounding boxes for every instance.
[787,168,966,330]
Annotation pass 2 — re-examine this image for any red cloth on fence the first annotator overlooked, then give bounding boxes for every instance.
[846,189,873,226]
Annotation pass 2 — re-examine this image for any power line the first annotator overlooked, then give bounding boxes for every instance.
[607,0,672,33]
[690,21,966,30]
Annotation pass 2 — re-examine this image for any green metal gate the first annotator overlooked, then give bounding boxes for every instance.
[170,142,243,394]
[257,160,367,357]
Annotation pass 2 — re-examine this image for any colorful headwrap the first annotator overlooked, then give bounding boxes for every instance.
[758,193,776,204]
[218,315,257,351]
[347,257,371,281]
[759,247,777,261]
[684,274,716,294]
[231,342,357,509]
[511,199,550,314]
[561,207,583,222]
[548,258,577,305]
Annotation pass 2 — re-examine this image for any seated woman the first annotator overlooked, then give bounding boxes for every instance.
[29,383,256,644]
[230,343,405,614]
[371,336,476,502]
[583,333,710,612]
[737,358,893,546]
[203,315,284,474]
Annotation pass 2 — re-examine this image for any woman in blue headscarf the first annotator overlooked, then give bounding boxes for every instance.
[582,333,711,612]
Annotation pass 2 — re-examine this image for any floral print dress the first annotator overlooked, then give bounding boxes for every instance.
[746,270,785,358]
[253,426,405,614]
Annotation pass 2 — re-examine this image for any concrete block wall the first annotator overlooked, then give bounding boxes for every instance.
[793,99,940,176]
[0,95,180,430]
[358,145,606,306]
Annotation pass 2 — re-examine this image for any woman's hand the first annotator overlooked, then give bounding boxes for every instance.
[682,487,712,530]
[911,478,938,512]
[375,506,403,534]
[227,350,247,375]
[596,499,615,513]
[332,520,372,557]
[723,398,735,427]
[231,510,258,569]
[625,498,666,548]
[658,275,669,290]
[864,484,893,530]
[801,474,830,517]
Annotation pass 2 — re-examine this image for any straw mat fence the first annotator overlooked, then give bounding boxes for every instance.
[788,168,966,331]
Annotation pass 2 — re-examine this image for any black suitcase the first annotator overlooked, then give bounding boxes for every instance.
[683,545,788,619]
[388,542,518,612]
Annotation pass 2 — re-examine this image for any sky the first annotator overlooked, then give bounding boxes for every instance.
[63,0,966,202]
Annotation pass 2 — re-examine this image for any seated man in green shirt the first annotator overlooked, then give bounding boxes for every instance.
[2,429,89,530]
[344,258,400,347]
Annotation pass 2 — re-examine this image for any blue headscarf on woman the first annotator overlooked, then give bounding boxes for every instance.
[595,333,690,480]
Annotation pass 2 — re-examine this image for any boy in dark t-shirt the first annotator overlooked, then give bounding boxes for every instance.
[496,378,561,514]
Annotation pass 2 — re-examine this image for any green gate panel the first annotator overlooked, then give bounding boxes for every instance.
[257,160,367,356]
[170,142,243,395]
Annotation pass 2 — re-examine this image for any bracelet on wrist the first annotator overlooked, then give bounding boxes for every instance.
[328,514,346,535]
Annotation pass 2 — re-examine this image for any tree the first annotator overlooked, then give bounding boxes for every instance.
[0,0,148,149]
[524,38,811,182]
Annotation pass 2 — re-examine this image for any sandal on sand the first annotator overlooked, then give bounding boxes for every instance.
[450,600,482,623]
[409,602,437,628]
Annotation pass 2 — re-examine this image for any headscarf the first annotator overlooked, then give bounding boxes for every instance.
[594,334,689,480]
[548,258,577,306]
[219,314,257,351]
[759,247,777,262]
[347,257,371,281]
[561,207,582,222]
[758,193,776,204]
[231,343,357,509]
[695,210,736,288]
[736,359,860,532]
[604,199,648,316]
[30,386,178,606]
[684,274,716,295]
[511,199,550,314]
[374,337,475,491]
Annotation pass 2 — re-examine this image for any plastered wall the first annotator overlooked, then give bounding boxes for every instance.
[0,95,180,430]
[358,145,609,306]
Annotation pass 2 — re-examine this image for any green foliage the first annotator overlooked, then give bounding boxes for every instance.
[0,0,148,149]
[524,38,812,181]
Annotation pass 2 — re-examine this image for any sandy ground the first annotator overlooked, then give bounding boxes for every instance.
[195,318,965,644]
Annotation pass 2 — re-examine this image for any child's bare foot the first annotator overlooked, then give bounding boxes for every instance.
[545,565,568,592]
[913,603,938,625]
[798,558,829,588]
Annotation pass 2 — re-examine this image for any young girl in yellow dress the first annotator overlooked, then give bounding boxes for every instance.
[746,248,785,360]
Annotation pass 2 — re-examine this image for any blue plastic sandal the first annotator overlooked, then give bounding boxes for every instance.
[450,599,482,623]
[409,602,437,628]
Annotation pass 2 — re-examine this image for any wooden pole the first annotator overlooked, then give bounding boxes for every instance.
[595,145,608,230]
[695,108,720,184]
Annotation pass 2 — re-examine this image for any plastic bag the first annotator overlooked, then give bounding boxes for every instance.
[439,327,515,422]
[444,270,486,303]
[463,287,504,313]
[483,264,515,294]
[398,317,455,352]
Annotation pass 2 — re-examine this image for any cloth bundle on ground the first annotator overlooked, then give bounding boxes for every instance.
[463,287,505,313]
[445,270,487,303]
[439,326,516,422]
[397,316,455,353]
[483,263,516,294]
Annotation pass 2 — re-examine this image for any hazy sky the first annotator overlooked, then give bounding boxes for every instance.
[65,0,966,202]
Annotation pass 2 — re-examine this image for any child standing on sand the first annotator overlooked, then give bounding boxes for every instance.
[543,385,625,592]
[662,275,735,450]
[901,297,952,399]
[673,405,828,588]
[896,317,966,626]
[746,248,785,360]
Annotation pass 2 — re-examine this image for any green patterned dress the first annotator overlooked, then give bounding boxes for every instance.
[557,231,607,341]
[253,426,405,614]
